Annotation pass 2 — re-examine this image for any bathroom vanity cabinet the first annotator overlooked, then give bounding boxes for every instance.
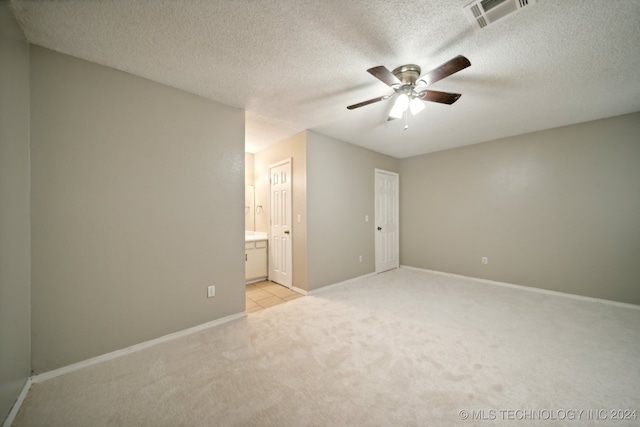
[245,240,267,282]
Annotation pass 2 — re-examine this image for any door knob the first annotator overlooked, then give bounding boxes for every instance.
[284,230,290,234]
[377,227,382,231]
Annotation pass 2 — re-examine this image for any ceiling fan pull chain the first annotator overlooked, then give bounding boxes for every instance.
[404,109,409,130]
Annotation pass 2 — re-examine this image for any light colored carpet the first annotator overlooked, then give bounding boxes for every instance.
[12,268,640,426]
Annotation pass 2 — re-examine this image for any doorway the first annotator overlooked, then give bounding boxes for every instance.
[375,169,399,273]
[269,158,293,288]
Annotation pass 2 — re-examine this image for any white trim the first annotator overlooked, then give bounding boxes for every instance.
[2,377,31,427]
[31,311,247,384]
[292,286,308,296]
[268,157,292,169]
[307,272,377,295]
[245,277,267,285]
[400,265,640,311]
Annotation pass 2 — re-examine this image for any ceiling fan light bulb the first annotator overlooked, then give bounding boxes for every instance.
[397,93,409,110]
[410,97,425,115]
[388,108,403,120]
[389,94,409,119]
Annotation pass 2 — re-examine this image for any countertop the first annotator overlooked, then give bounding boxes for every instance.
[245,231,268,242]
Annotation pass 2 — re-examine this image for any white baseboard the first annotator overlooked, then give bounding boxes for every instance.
[400,265,640,310]
[31,311,247,385]
[2,377,31,427]
[307,272,377,295]
[292,286,307,296]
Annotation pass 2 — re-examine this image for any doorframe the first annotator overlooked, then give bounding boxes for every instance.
[374,168,400,274]
[268,158,293,288]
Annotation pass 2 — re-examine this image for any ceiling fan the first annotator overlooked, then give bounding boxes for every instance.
[347,55,471,125]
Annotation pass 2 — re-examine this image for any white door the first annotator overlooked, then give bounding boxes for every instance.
[375,169,399,273]
[269,159,293,288]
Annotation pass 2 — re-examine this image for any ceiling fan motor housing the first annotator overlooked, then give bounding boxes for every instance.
[392,64,422,86]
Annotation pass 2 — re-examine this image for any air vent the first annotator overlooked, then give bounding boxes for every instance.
[463,0,536,30]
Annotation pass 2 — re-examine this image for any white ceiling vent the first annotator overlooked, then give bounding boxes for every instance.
[463,0,537,30]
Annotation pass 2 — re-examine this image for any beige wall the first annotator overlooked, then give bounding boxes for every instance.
[30,47,245,373]
[400,112,640,305]
[254,131,308,290]
[245,152,255,230]
[306,131,399,291]
[245,152,255,186]
[0,3,31,420]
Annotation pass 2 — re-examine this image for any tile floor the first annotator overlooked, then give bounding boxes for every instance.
[245,280,304,313]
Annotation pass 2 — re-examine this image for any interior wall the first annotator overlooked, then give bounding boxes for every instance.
[0,3,31,420]
[400,112,640,305]
[254,131,308,290]
[30,46,245,373]
[306,131,399,291]
[245,152,255,230]
[245,152,255,186]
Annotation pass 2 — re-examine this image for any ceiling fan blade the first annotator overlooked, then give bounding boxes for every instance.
[347,95,387,110]
[417,90,462,105]
[419,55,471,86]
[367,66,401,87]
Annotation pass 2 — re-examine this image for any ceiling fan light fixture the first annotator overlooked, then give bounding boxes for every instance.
[409,97,425,115]
[346,55,471,126]
[389,93,409,119]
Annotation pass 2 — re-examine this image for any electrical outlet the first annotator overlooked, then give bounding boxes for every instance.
[359,255,363,262]
[207,285,215,298]
[482,257,488,265]
[365,215,369,222]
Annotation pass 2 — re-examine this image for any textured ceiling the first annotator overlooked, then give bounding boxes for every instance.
[10,0,640,158]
